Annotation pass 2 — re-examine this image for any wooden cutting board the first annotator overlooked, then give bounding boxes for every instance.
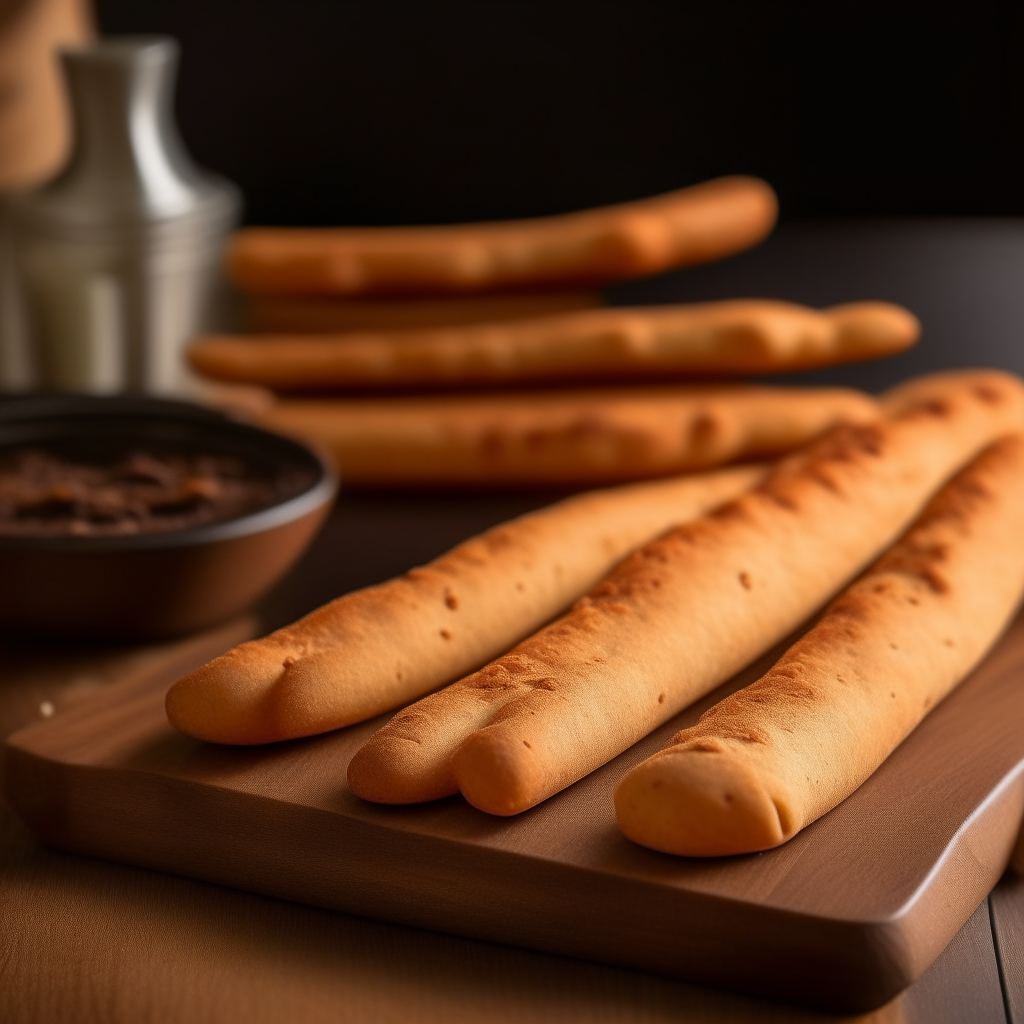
[7,611,1024,1014]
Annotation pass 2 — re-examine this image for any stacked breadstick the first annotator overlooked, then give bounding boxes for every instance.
[189,176,921,486]
[167,369,1024,858]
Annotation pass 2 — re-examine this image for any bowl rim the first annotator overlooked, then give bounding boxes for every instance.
[0,393,338,553]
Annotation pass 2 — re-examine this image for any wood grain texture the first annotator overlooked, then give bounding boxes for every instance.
[9,611,1024,1013]
[899,899,1006,1024]
[0,815,913,1024]
[990,875,1024,1022]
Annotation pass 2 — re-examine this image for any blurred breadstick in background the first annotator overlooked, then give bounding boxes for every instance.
[616,435,1024,857]
[256,385,880,487]
[226,176,777,297]
[191,300,919,391]
[166,463,767,744]
[243,291,603,334]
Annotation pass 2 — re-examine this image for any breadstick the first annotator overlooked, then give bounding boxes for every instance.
[226,176,777,297]
[256,385,880,488]
[165,464,767,744]
[243,291,603,334]
[190,300,918,391]
[879,368,1008,417]
[347,370,1024,813]
[615,435,1024,856]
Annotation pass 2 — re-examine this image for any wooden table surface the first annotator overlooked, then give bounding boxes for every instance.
[5,220,1024,1021]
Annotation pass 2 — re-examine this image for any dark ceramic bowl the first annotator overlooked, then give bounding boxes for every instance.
[0,394,337,641]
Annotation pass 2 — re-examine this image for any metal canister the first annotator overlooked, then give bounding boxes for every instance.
[10,36,240,395]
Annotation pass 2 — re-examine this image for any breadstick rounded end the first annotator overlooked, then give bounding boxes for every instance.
[453,729,548,816]
[348,732,459,805]
[826,302,921,361]
[164,645,288,745]
[614,746,791,857]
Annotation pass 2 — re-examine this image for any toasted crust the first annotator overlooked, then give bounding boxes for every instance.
[189,300,919,391]
[226,177,777,297]
[256,385,880,487]
[347,371,1024,815]
[165,464,766,744]
[879,367,1014,417]
[615,435,1024,856]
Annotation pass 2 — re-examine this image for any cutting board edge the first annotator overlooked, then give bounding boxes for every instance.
[7,734,1014,1014]
[878,756,1024,983]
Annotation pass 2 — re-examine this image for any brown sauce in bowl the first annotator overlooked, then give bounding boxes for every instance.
[0,449,313,538]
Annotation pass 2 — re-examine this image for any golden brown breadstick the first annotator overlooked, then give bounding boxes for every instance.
[347,370,1024,814]
[243,291,603,334]
[615,435,1024,856]
[190,300,919,391]
[256,385,880,488]
[226,176,777,297]
[165,464,767,744]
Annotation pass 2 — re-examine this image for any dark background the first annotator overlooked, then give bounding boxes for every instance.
[96,0,1024,227]
[92,0,1024,394]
